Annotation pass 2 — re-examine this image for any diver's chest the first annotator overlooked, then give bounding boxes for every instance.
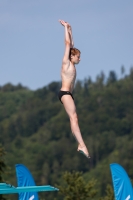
[64,66,76,75]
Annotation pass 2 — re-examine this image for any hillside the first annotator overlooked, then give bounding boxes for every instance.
[1,70,133,199]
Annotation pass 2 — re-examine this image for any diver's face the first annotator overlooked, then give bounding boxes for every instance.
[71,53,81,64]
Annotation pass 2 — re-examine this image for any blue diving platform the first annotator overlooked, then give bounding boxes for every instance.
[0,183,59,194]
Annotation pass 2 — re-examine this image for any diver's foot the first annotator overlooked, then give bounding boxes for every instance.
[77,145,91,159]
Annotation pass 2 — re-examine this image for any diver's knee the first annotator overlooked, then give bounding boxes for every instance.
[70,113,78,122]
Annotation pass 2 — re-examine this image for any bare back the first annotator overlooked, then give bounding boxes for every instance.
[61,61,76,93]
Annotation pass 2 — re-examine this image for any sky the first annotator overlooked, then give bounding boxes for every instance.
[0,0,133,90]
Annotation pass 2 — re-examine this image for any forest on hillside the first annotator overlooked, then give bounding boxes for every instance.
[0,67,133,200]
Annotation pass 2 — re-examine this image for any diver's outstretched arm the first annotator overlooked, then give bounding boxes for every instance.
[59,19,71,64]
[67,23,74,48]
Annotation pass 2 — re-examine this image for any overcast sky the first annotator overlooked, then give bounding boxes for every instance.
[0,0,133,90]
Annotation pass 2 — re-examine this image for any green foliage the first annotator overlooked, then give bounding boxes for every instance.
[107,71,117,85]
[57,171,97,200]
[0,144,6,182]
[0,144,9,200]
[0,83,28,92]
[99,184,114,200]
[1,69,133,199]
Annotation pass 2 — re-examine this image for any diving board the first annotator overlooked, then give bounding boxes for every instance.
[0,183,59,194]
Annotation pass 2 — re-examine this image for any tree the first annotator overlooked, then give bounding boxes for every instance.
[57,171,97,200]
[130,66,133,80]
[0,144,8,200]
[121,65,125,78]
[99,184,114,200]
[95,71,105,88]
[107,71,117,84]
